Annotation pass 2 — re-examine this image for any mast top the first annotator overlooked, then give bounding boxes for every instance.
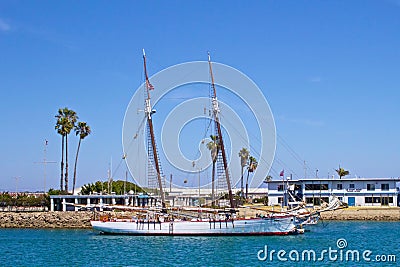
[207,52,217,99]
[142,49,154,100]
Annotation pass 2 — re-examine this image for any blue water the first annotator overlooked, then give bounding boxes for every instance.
[0,221,399,266]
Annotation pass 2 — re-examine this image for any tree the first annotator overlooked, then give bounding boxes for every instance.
[80,183,96,195]
[64,109,78,192]
[72,122,91,194]
[55,108,78,192]
[48,188,66,195]
[264,175,272,183]
[206,135,219,206]
[335,166,349,179]
[55,116,66,191]
[245,156,258,199]
[238,147,249,198]
[80,180,144,195]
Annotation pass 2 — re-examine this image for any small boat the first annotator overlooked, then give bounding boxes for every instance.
[295,211,320,226]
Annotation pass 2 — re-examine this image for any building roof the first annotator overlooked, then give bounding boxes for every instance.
[267,177,400,183]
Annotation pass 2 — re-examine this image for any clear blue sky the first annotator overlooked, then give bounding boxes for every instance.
[1,0,399,192]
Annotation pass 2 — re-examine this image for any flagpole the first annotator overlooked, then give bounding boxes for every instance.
[283,175,285,209]
[280,170,284,209]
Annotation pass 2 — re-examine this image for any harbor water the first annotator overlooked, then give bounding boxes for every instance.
[0,221,399,266]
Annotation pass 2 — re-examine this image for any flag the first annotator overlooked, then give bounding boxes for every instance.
[146,80,154,90]
[279,170,284,177]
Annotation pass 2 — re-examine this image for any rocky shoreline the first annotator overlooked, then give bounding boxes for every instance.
[0,211,95,229]
[238,206,400,221]
[319,207,400,221]
[0,208,399,229]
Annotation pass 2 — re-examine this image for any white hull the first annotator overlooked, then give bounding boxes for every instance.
[91,216,297,236]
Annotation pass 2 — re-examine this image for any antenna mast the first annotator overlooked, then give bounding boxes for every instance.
[34,140,56,193]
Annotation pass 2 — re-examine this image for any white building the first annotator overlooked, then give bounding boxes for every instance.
[49,188,269,211]
[50,193,157,211]
[267,177,400,207]
[166,187,268,207]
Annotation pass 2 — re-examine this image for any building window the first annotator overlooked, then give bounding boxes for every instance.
[320,197,329,204]
[365,197,394,205]
[381,184,389,190]
[349,184,355,189]
[365,197,373,203]
[305,197,329,205]
[367,184,375,191]
[305,198,314,204]
[305,184,329,190]
[278,197,283,203]
[337,184,343,190]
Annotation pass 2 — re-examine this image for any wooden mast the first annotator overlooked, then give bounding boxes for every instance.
[143,49,166,212]
[207,53,235,209]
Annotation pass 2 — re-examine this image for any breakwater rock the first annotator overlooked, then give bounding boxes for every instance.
[0,211,96,229]
[238,207,400,221]
[320,207,400,221]
[1,208,399,229]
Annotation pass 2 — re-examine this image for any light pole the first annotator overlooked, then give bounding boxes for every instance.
[124,170,127,195]
[13,176,21,195]
[170,174,172,193]
[122,154,127,195]
[198,168,202,207]
[192,161,202,207]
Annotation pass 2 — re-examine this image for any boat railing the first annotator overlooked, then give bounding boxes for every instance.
[136,218,162,230]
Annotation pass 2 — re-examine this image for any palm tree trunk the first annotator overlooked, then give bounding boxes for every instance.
[65,134,69,192]
[60,135,64,191]
[240,166,244,198]
[245,170,250,199]
[72,138,81,194]
[211,161,215,207]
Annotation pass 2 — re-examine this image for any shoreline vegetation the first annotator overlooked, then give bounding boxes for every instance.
[0,207,399,229]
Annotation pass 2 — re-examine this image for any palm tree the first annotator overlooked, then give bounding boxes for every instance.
[245,156,258,199]
[264,175,272,183]
[55,107,78,192]
[238,147,249,198]
[206,135,219,206]
[80,183,96,195]
[72,122,91,194]
[335,166,349,179]
[64,109,77,192]
[55,116,67,191]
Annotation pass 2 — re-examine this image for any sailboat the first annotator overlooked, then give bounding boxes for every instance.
[90,51,299,235]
